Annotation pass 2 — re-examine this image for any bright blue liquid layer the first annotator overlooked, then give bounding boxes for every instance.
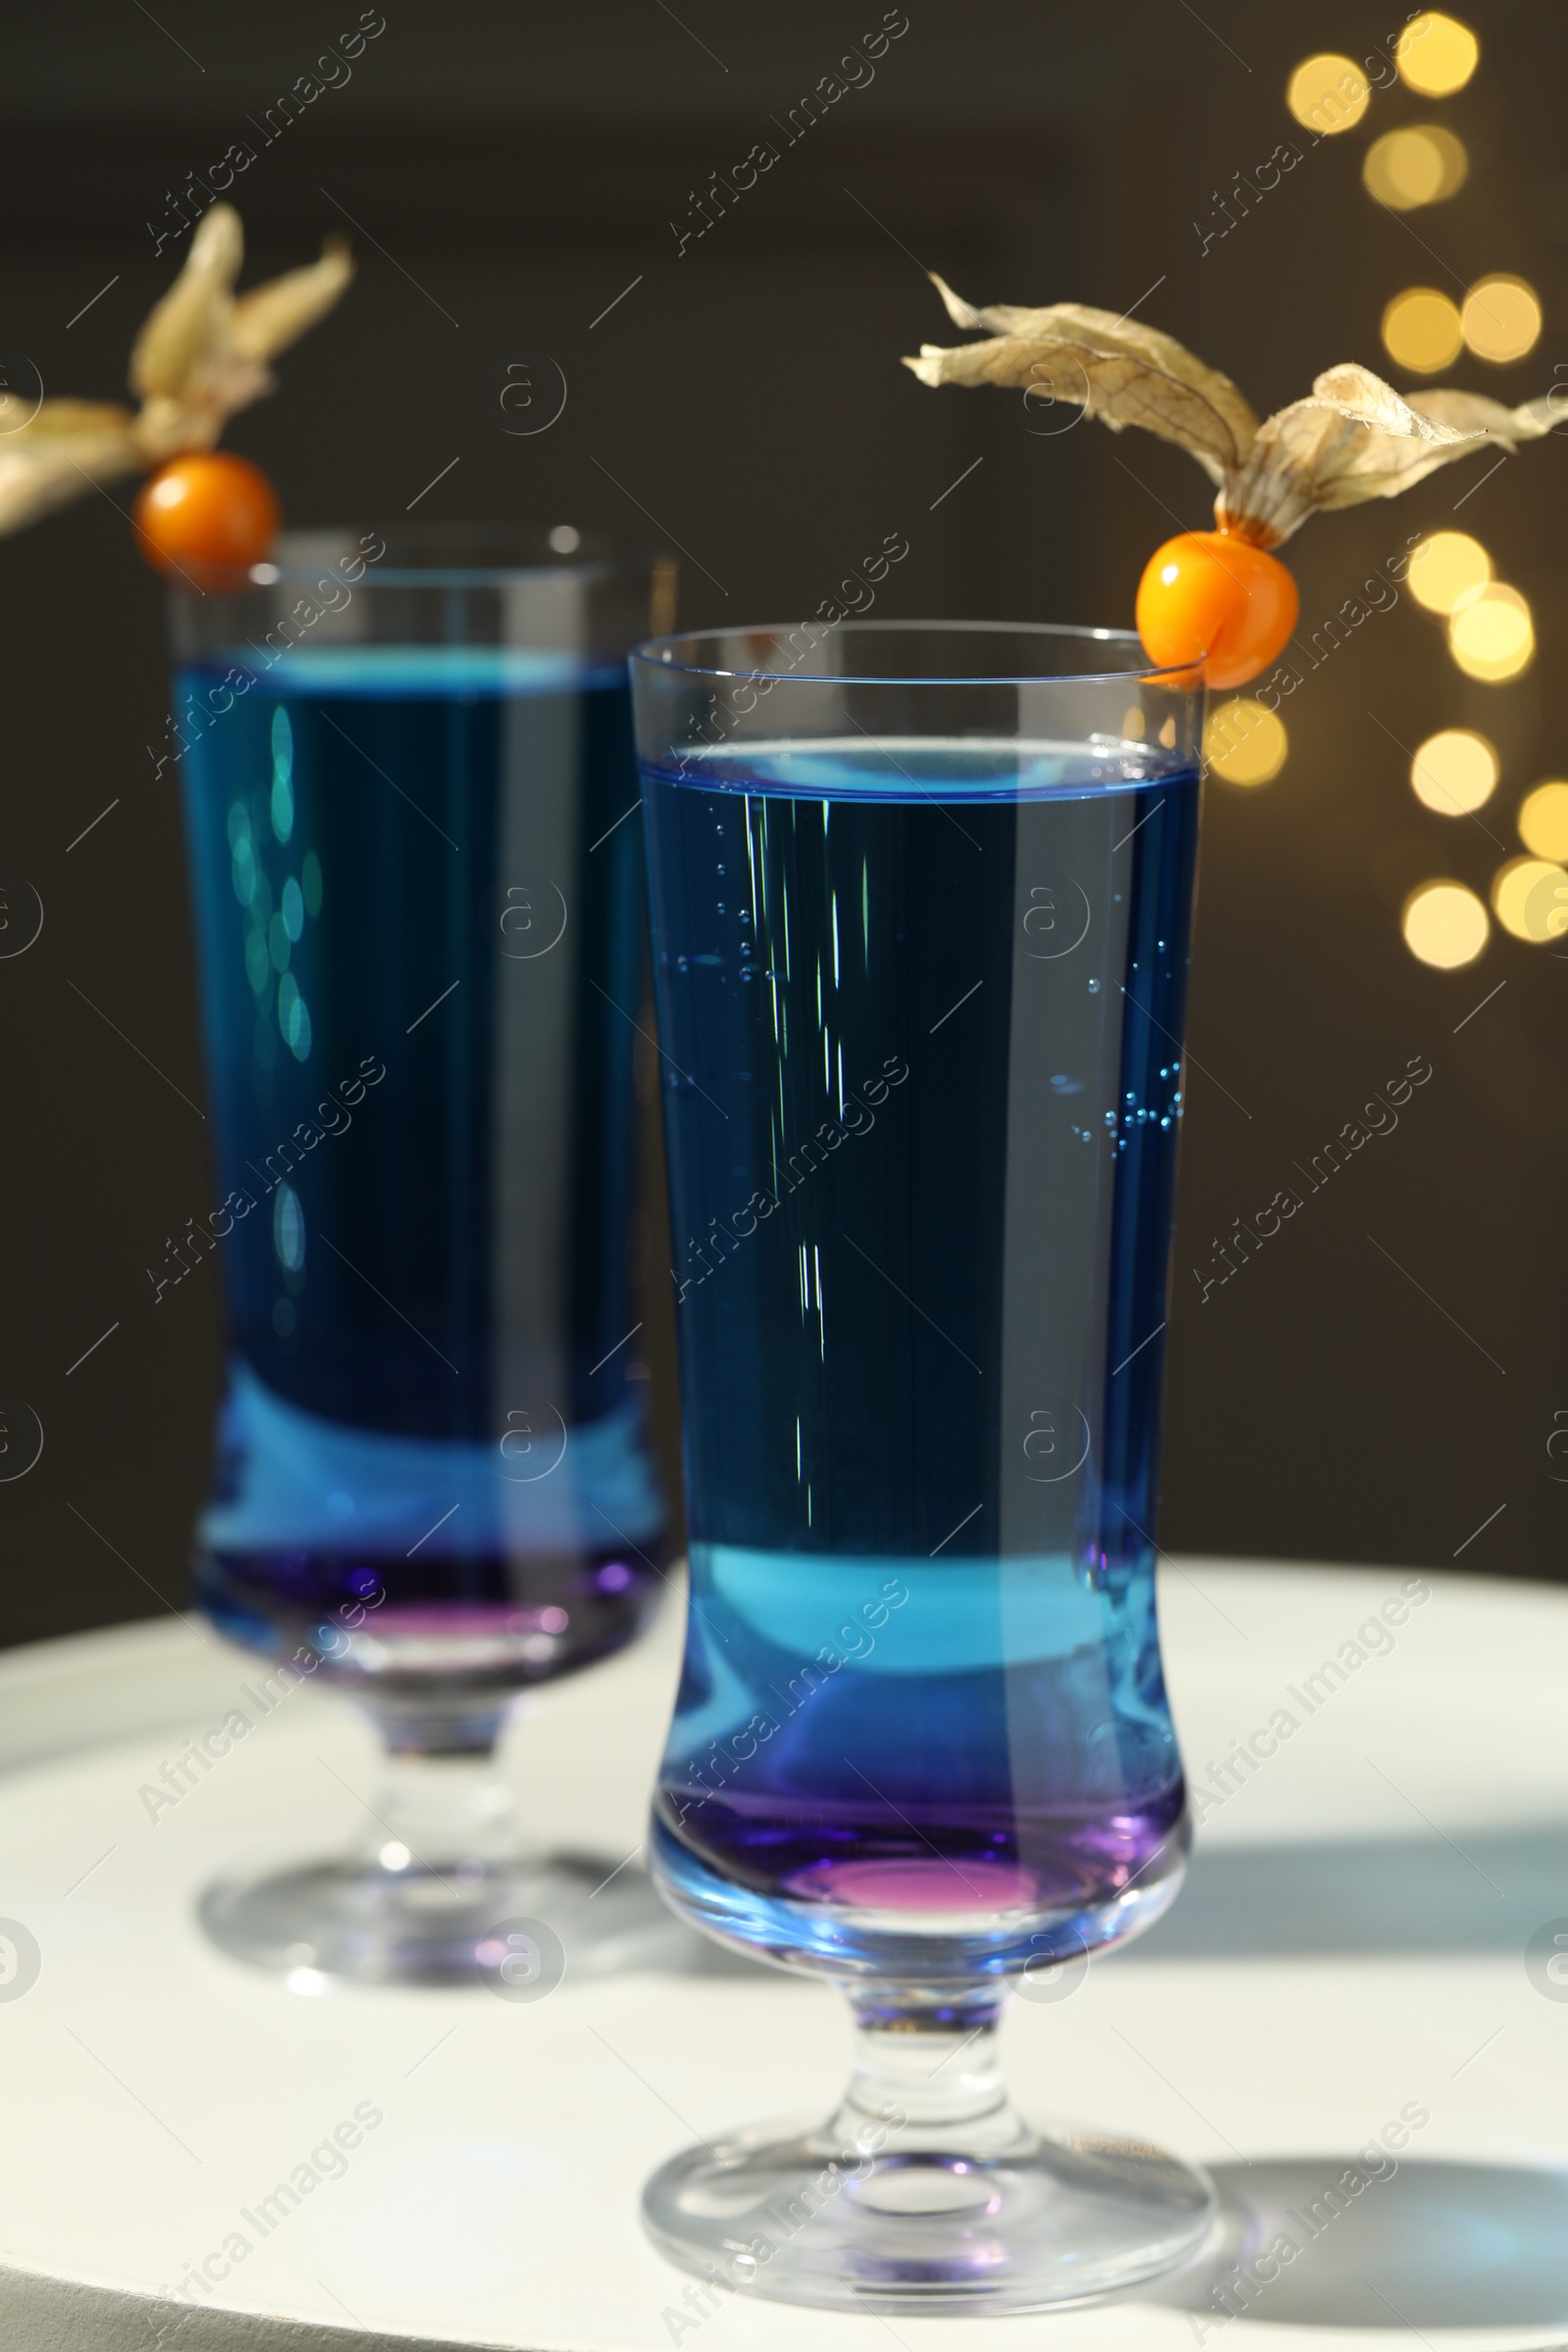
[642,737,1200,1961]
[176,647,664,1679]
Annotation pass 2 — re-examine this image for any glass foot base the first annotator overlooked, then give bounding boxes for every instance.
[200,1850,687,1988]
[644,2108,1217,2315]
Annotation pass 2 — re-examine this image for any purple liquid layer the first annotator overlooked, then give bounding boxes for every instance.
[198,1541,661,1695]
[655,1573,1186,1925]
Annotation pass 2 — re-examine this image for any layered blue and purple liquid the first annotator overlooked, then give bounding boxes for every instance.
[642,735,1200,1973]
[175,647,666,1698]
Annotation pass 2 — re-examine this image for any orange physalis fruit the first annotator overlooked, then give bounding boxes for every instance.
[1135,530,1299,690]
[133,451,280,583]
[906,277,1558,695]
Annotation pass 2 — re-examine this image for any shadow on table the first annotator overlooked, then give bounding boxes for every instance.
[1140,2157,1568,2329]
[1123,1829,1568,1959]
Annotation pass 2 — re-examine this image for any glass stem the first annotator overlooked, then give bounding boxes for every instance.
[358,1696,518,1874]
[830,1988,1022,2154]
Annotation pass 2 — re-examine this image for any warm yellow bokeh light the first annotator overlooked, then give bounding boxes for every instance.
[1204,698,1289,787]
[1518,782,1568,860]
[1462,275,1543,366]
[1402,880,1489,968]
[1448,582,1534,681]
[1410,728,1497,815]
[1407,531,1492,615]
[1493,856,1568,944]
[1382,287,1463,373]
[1363,124,1468,210]
[1287,54,1371,134]
[1396,12,1480,97]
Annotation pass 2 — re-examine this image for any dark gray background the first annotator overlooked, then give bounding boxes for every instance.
[2,0,1565,1645]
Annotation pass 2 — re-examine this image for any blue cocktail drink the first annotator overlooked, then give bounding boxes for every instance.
[632,622,1215,2312]
[172,529,674,1983]
[177,646,659,1668]
[645,738,1197,1964]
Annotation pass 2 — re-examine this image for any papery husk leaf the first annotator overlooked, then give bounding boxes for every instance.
[1308,364,1451,440]
[10,398,138,439]
[229,237,355,363]
[129,204,245,401]
[1217,367,1560,543]
[905,276,1259,482]
[906,278,1561,551]
[1409,387,1560,442]
[0,424,143,536]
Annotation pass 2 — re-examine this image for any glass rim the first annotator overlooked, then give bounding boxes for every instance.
[630,618,1205,689]
[220,522,665,594]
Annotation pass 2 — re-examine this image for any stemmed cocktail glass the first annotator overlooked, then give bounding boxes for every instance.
[172,525,676,1985]
[631,620,1215,2311]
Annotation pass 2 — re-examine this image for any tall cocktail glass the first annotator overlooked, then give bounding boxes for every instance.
[171,525,675,1984]
[631,620,1214,2310]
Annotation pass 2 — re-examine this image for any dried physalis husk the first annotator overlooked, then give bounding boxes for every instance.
[0,404,146,539]
[906,276,1259,483]
[906,278,1557,547]
[0,204,353,540]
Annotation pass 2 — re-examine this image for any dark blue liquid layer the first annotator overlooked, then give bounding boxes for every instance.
[176,648,665,1684]
[643,737,1200,1946]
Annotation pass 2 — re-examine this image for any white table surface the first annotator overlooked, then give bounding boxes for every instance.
[2,1559,1567,2351]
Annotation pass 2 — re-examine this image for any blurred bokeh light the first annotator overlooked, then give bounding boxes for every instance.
[1409,728,1498,814]
[1517,782,1568,859]
[1461,274,1543,365]
[1396,13,1480,96]
[1363,124,1468,210]
[1493,856,1568,942]
[1448,582,1534,681]
[1401,880,1490,966]
[1407,530,1491,613]
[1287,54,1371,134]
[1382,287,1464,372]
[1204,698,1289,787]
